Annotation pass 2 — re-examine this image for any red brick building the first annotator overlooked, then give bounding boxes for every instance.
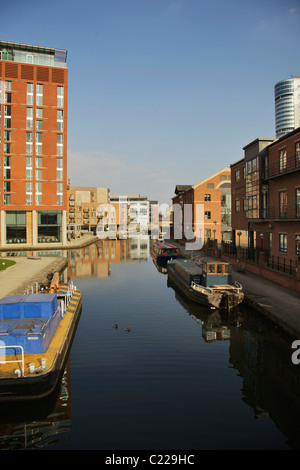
[171,167,231,246]
[0,41,68,246]
[230,128,300,274]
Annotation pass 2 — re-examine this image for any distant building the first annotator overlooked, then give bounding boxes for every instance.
[110,194,150,233]
[0,40,68,246]
[275,77,300,137]
[171,167,231,245]
[67,186,110,233]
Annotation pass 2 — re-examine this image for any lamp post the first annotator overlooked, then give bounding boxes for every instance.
[237,231,242,247]
[259,233,264,251]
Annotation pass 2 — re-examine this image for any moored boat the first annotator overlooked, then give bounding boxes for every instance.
[167,258,244,310]
[151,239,183,265]
[0,274,82,402]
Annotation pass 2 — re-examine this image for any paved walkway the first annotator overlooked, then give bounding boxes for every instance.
[0,234,97,299]
[0,256,68,299]
[169,240,300,339]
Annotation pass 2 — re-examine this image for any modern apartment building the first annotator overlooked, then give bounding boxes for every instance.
[275,77,300,137]
[110,194,150,233]
[67,186,110,233]
[171,167,231,245]
[0,40,68,246]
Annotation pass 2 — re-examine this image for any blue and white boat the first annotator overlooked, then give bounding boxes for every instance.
[0,276,82,402]
[167,258,243,310]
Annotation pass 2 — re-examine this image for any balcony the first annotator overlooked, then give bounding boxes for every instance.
[264,154,300,180]
[261,203,300,220]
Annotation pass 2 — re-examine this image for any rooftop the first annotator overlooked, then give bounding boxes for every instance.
[0,40,67,67]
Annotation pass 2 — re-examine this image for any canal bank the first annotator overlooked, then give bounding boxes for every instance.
[0,234,97,299]
[168,240,300,340]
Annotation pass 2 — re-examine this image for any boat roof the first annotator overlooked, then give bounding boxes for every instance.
[0,293,57,305]
[172,259,202,274]
[154,240,177,249]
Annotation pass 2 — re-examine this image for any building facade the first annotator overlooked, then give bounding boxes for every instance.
[67,186,110,234]
[171,167,231,245]
[110,194,150,234]
[0,40,68,246]
[275,77,300,138]
[231,128,300,262]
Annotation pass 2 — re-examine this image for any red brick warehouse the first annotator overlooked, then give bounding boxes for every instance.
[0,41,68,246]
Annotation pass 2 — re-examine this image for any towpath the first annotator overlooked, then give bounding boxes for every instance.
[168,240,300,339]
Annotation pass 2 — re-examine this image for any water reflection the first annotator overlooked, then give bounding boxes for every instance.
[0,237,300,449]
[0,362,72,450]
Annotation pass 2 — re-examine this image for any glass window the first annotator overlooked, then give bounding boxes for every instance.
[6,211,27,243]
[27,83,33,105]
[36,182,42,205]
[279,233,287,253]
[36,132,42,155]
[26,107,33,129]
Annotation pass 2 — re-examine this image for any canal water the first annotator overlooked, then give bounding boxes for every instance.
[0,238,300,450]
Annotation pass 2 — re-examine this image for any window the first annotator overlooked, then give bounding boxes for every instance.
[204,194,211,201]
[296,188,300,218]
[279,191,287,218]
[26,132,33,154]
[235,169,240,182]
[57,86,64,107]
[6,211,27,243]
[57,182,63,205]
[36,157,42,168]
[36,132,42,155]
[35,182,42,205]
[235,199,240,212]
[57,158,63,181]
[26,157,32,180]
[296,142,300,167]
[27,83,33,105]
[279,148,287,173]
[207,183,214,188]
[205,211,211,220]
[36,84,43,106]
[26,108,33,129]
[4,156,11,180]
[36,169,42,180]
[26,182,32,205]
[4,105,11,128]
[279,233,287,253]
[296,234,300,258]
[57,109,63,131]
[205,229,211,238]
[38,211,62,243]
[57,134,63,155]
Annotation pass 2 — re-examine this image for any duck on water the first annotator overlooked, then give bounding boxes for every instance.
[167,258,244,310]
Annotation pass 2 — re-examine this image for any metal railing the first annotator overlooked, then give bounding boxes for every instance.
[0,345,24,376]
[264,154,300,179]
[223,243,297,277]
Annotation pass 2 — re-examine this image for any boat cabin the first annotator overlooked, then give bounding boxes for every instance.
[201,260,232,287]
[172,259,233,288]
[152,241,180,256]
[0,293,62,354]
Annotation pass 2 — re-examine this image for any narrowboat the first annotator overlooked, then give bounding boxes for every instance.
[151,239,183,265]
[167,258,244,310]
[0,274,82,402]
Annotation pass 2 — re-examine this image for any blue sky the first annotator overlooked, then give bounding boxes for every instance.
[2,0,300,204]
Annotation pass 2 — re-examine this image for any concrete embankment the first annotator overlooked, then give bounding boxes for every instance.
[0,256,68,299]
[0,234,97,299]
[168,240,300,340]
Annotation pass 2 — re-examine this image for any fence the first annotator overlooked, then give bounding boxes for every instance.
[223,243,297,277]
